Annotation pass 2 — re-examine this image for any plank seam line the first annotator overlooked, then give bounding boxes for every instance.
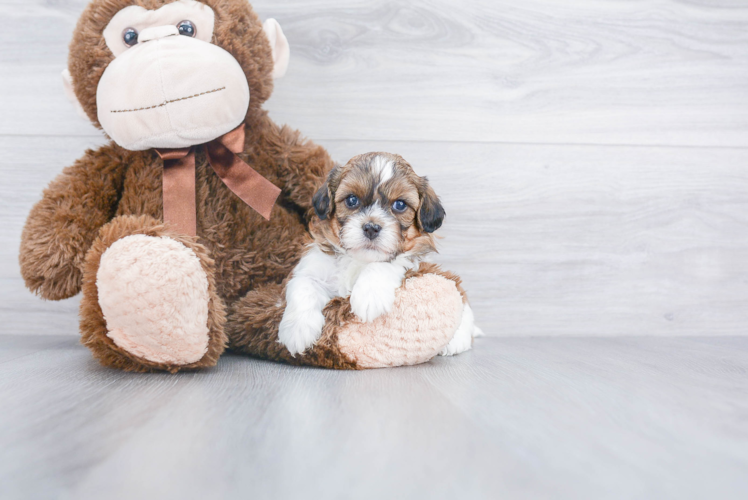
[1,135,747,152]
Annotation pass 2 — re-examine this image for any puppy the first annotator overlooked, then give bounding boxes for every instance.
[278,152,482,356]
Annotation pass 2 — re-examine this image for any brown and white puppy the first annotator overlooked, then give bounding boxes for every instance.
[278,152,480,356]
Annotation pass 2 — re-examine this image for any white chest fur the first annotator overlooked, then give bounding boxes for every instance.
[335,255,374,297]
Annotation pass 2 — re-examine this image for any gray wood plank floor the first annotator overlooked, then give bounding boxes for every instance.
[1,335,747,500]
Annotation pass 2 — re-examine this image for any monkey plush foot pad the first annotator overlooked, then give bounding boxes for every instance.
[336,274,464,368]
[97,235,210,365]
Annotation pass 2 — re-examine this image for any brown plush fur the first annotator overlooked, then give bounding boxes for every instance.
[19,0,464,372]
[227,282,359,370]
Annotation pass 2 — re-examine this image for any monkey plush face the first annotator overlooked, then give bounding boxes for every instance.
[64,0,289,151]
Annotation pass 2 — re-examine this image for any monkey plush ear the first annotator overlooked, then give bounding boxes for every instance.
[418,179,446,233]
[61,69,89,120]
[263,19,290,79]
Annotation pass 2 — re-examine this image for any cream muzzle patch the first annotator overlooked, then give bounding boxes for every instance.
[96,0,249,151]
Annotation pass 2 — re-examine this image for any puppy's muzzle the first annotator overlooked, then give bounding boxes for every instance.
[363,222,381,240]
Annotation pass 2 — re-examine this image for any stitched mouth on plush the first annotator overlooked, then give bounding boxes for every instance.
[110,87,227,114]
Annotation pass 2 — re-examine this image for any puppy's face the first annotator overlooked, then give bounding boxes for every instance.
[311,152,445,262]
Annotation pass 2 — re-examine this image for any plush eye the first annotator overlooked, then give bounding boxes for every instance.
[345,195,359,209]
[122,28,138,47]
[177,20,197,37]
[392,200,407,212]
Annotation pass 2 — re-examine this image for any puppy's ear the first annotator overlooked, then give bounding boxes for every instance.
[418,178,445,233]
[312,165,342,220]
[312,183,331,220]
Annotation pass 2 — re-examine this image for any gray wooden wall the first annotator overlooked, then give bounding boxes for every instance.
[2,0,747,337]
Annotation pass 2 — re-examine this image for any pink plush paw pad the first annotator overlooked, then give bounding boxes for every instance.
[96,235,210,365]
[337,274,463,368]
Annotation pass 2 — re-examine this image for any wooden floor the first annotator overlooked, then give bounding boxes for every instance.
[1,335,747,500]
[2,1,748,498]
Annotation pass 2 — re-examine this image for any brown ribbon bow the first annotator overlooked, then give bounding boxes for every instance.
[156,126,281,236]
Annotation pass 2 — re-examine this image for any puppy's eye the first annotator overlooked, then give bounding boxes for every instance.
[392,200,407,212]
[122,28,138,47]
[177,20,197,37]
[345,195,359,209]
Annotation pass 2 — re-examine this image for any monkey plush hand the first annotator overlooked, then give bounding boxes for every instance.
[19,0,467,372]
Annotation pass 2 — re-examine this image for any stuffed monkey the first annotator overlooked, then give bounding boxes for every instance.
[19,0,467,372]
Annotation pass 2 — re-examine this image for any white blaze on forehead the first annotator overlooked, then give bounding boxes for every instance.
[370,155,394,185]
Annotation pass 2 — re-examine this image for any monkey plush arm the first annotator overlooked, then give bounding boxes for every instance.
[260,118,333,217]
[19,145,128,300]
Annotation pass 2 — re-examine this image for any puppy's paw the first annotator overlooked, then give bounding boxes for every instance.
[350,274,398,323]
[439,326,473,356]
[350,288,395,322]
[278,308,326,356]
[439,303,477,357]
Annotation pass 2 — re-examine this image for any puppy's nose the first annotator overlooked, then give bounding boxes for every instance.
[363,222,381,240]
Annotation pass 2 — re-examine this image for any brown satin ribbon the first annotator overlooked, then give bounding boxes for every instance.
[156,126,281,236]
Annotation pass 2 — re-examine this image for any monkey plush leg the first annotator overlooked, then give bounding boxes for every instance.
[226,263,466,369]
[80,215,227,373]
[227,282,359,369]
